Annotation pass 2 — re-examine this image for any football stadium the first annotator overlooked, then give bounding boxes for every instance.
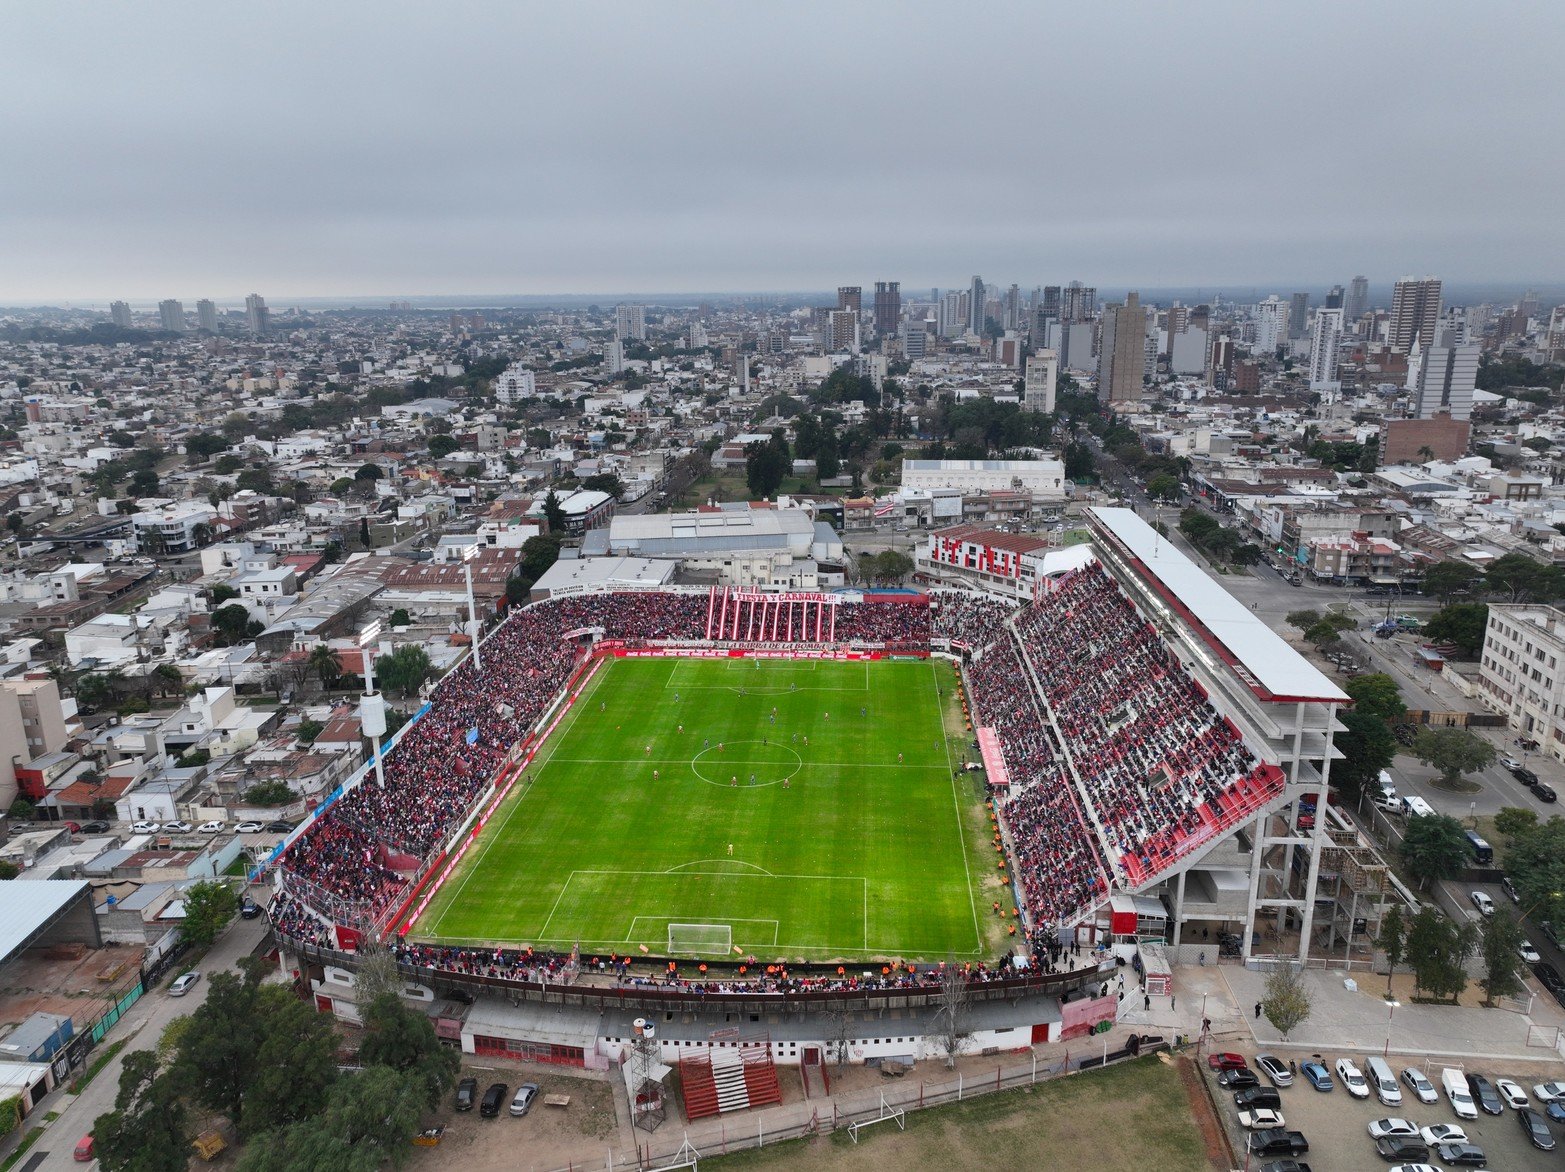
[267,506,1348,1093]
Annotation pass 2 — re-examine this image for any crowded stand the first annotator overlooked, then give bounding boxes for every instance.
[930,590,1014,653]
[1012,562,1282,886]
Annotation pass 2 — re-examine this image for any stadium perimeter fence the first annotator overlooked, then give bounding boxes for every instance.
[537,1046,1169,1172]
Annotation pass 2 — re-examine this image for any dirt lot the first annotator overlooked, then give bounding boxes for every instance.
[699,1054,1214,1171]
[404,1060,622,1172]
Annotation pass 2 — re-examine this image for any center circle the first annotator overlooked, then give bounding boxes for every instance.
[691,740,803,788]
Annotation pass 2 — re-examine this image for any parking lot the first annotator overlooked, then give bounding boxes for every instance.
[1207,1049,1563,1169]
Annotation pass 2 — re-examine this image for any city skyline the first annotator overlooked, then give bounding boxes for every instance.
[3,1,1562,302]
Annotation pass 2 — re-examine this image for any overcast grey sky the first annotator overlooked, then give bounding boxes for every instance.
[3,1,1561,303]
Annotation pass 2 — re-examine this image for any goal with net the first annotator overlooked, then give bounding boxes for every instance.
[668,923,732,956]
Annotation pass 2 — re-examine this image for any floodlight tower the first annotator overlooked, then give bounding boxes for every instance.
[630,1018,666,1133]
[462,548,482,673]
[358,620,388,787]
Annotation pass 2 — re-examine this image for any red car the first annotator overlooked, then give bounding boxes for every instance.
[1208,1052,1249,1072]
[74,1134,94,1162]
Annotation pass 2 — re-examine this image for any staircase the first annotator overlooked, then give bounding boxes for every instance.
[677,1054,720,1121]
[711,1050,750,1112]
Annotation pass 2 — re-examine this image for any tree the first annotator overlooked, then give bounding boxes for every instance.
[1422,604,1490,657]
[0,861,18,880]
[1344,673,1406,724]
[1479,912,1526,1005]
[388,608,411,628]
[1303,613,1354,651]
[308,643,341,690]
[1399,813,1469,890]
[1286,609,1322,632]
[582,472,625,498]
[375,645,432,697]
[541,488,566,533]
[358,517,371,548]
[153,663,185,698]
[180,879,238,950]
[1376,905,1407,996]
[243,991,340,1137]
[1405,907,1477,1001]
[357,993,459,1109]
[426,434,459,459]
[1411,726,1496,788]
[1334,710,1399,800]
[932,960,971,1068]
[815,432,841,479]
[1145,472,1180,502]
[1492,805,1539,845]
[7,798,35,820]
[1261,963,1312,1040]
[296,719,324,745]
[1485,552,1565,603]
[867,550,914,585]
[1422,560,1482,600]
[354,462,383,482]
[93,1050,188,1172]
[212,603,254,646]
[243,780,297,807]
[236,1066,425,1172]
[744,430,791,499]
[1497,815,1565,926]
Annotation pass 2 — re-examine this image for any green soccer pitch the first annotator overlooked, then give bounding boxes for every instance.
[409,656,1001,963]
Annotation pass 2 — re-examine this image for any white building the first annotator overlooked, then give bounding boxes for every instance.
[1307,308,1344,392]
[1479,604,1565,762]
[1023,350,1058,414]
[493,367,538,403]
[130,501,219,554]
[583,506,838,589]
[615,304,646,341]
[900,458,1067,499]
[1254,296,1288,352]
[1413,341,1479,421]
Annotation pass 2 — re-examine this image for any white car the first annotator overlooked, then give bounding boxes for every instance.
[1535,1080,1565,1103]
[168,971,200,996]
[130,821,161,834]
[1420,1123,1467,1145]
[1501,755,1524,770]
[1368,1118,1420,1139]
[1469,890,1496,917]
[1496,1078,1529,1108]
[164,820,194,834]
[1335,1057,1371,1098]
[197,820,225,834]
[1403,1069,1440,1104]
[1519,939,1542,964]
[1238,1108,1285,1130]
[235,821,264,833]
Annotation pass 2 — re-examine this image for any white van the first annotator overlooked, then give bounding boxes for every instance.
[1402,795,1436,818]
[1377,770,1398,798]
[1366,1056,1402,1106]
[1442,1067,1478,1119]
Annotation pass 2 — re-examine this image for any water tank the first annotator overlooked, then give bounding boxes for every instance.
[359,690,388,739]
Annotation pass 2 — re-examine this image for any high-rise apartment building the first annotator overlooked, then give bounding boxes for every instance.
[1344,276,1369,324]
[1288,292,1309,339]
[615,303,647,340]
[1254,296,1288,352]
[244,293,269,337]
[837,286,862,315]
[968,276,985,334]
[872,281,900,336]
[939,291,965,338]
[1042,286,1062,318]
[1003,284,1021,331]
[1325,285,1344,309]
[1307,308,1344,392]
[1023,350,1058,414]
[826,309,860,352]
[1098,292,1145,405]
[110,301,132,328]
[1061,281,1096,322]
[901,320,928,359]
[197,299,219,332]
[158,299,185,332]
[1413,339,1479,421]
[1389,277,1442,354]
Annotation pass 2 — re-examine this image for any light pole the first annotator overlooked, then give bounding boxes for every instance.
[1383,999,1401,1058]
[359,620,387,788]
[462,553,482,674]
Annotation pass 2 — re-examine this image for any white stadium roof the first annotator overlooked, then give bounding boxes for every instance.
[1089,507,1349,704]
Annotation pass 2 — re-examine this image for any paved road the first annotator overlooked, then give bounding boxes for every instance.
[25,912,274,1172]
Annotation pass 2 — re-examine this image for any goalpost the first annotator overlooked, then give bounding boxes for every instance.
[668,923,733,956]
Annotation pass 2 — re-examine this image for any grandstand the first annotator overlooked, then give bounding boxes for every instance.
[266,506,1345,999]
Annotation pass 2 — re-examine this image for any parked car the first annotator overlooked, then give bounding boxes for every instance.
[1208,1052,1249,1072]
[235,821,264,833]
[1256,1162,1311,1172]
[1374,1135,1428,1161]
[1501,754,1524,770]
[479,1082,508,1118]
[1502,876,1520,902]
[1513,766,1540,785]
[169,971,200,997]
[1519,939,1542,964]
[1335,1058,1370,1098]
[1420,1123,1467,1145]
[1300,1062,1333,1092]
[1248,1128,1308,1156]
[454,1077,478,1111]
[1534,1080,1565,1102]
[1547,1100,1565,1124]
[130,821,161,834]
[80,820,110,834]
[1256,1054,1293,1087]
[1239,1108,1286,1130]
[197,820,225,833]
[1367,1119,1419,1139]
[265,820,297,833]
[73,1135,94,1162]
[1519,1105,1557,1150]
[1534,963,1565,993]
[164,820,194,833]
[1402,1068,1439,1105]
[1532,781,1558,803]
[1469,891,1496,918]
[239,896,261,919]
[1467,1073,1503,1115]
[509,1082,540,1117]
[1219,1068,1260,1090]
[1234,1087,1282,1111]
[1432,1141,1486,1166]
[1497,1077,1529,1108]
